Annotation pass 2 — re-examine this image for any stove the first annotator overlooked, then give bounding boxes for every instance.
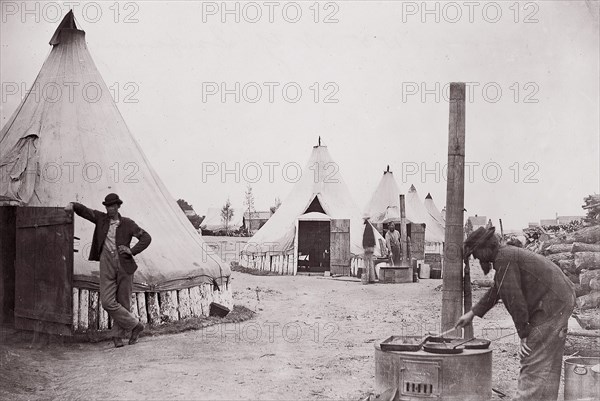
[375,343,492,400]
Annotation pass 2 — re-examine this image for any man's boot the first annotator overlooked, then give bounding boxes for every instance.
[129,322,144,345]
[113,337,124,348]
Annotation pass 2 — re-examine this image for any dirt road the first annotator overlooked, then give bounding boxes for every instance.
[2,271,530,400]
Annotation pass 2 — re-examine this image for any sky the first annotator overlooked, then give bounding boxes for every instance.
[1,0,599,231]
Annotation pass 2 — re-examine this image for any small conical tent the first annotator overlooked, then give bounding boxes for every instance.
[241,144,384,273]
[405,185,445,244]
[200,207,244,232]
[363,169,445,245]
[363,166,402,224]
[0,11,229,291]
[424,193,446,228]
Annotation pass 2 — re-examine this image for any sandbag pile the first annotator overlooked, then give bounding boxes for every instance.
[539,225,600,329]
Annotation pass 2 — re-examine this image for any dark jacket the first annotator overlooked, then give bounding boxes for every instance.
[72,202,152,274]
[472,245,575,339]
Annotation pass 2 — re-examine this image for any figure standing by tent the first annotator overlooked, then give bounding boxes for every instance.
[66,193,151,348]
[385,222,401,266]
[455,227,575,401]
[362,218,377,284]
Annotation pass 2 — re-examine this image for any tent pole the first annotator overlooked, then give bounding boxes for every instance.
[441,82,470,336]
[399,195,410,268]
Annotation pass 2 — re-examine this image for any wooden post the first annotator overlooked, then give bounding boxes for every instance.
[442,82,471,336]
[398,195,410,268]
[136,292,148,324]
[463,260,473,339]
[72,288,79,331]
[88,291,99,331]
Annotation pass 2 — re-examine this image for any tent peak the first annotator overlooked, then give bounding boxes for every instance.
[426,192,432,199]
[49,10,81,46]
[409,184,417,192]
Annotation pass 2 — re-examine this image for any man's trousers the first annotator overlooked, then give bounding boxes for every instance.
[99,249,139,337]
[515,294,576,401]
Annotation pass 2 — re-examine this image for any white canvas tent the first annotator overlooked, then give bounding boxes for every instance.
[240,144,384,275]
[405,185,445,252]
[424,193,446,228]
[0,12,230,300]
[364,168,445,251]
[200,207,244,233]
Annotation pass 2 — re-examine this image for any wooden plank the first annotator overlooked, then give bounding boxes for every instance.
[0,206,16,324]
[16,207,72,228]
[88,291,99,331]
[99,302,109,330]
[189,286,203,317]
[14,316,71,336]
[330,219,350,275]
[330,219,350,233]
[78,289,89,330]
[15,207,73,335]
[14,308,72,325]
[147,292,161,325]
[72,288,79,331]
[136,292,148,324]
[199,284,212,316]
[442,82,468,337]
[409,223,426,261]
[159,291,178,323]
[178,288,191,319]
[130,293,140,320]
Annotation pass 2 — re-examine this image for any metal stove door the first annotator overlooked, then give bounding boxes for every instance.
[399,359,442,399]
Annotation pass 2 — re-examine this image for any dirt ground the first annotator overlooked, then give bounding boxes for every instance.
[0,265,580,401]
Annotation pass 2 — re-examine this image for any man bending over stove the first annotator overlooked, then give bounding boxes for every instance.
[455,227,575,401]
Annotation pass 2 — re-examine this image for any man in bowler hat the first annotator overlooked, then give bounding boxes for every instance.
[66,193,151,347]
[456,227,575,400]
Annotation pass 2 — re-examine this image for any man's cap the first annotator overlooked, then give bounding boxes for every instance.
[464,227,496,259]
[102,193,123,207]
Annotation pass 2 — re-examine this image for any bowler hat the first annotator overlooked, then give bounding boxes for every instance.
[464,227,496,259]
[102,193,123,206]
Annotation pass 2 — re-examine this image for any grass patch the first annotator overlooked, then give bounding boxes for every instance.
[230,261,282,276]
[79,304,256,343]
[2,305,256,345]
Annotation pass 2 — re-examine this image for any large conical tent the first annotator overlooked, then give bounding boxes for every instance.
[363,168,445,245]
[424,192,446,228]
[0,11,229,291]
[241,144,383,273]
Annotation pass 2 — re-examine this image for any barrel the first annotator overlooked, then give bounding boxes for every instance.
[564,357,600,400]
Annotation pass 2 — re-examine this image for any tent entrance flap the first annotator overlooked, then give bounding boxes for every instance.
[14,207,73,336]
[330,219,350,275]
[297,220,330,273]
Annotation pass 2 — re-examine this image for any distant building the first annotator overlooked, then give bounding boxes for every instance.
[183,209,196,218]
[467,215,487,231]
[244,211,272,234]
[557,215,584,225]
[528,222,540,228]
[539,215,584,226]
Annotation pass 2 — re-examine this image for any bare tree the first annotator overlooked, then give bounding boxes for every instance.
[221,198,234,235]
[244,185,256,233]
